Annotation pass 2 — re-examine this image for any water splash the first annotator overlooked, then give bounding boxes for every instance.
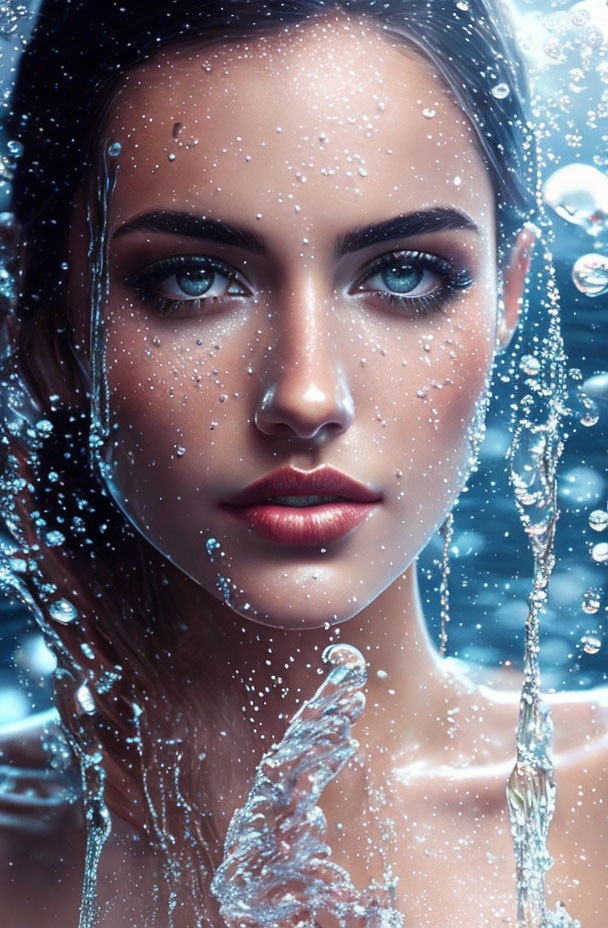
[211,644,403,928]
[506,240,579,928]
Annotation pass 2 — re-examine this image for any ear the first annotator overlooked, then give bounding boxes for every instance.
[497,225,537,351]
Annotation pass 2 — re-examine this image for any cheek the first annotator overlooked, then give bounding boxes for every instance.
[368,298,496,524]
[101,315,252,528]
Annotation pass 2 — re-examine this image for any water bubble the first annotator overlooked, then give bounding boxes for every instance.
[35,418,53,435]
[589,509,608,531]
[77,683,96,715]
[591,541,608,563]
[107,141,122,157]
[572,253,608,296]
[491,82,510,100]
[520,354,541,376]
[579,394,600,427]
[570,7,591,28]
[45,530,65,547]
[582,372,608,400]
[322,643,367,688]
[542,164,608,236]
[581,634,602,655]
[206,537,221,560]
[582,588,602,615]
[49,598,78,624]
[7,140,23,159]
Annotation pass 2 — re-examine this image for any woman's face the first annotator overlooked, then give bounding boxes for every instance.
[68,14,520,630]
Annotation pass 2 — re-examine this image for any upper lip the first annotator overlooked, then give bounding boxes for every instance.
[223,465,382,507]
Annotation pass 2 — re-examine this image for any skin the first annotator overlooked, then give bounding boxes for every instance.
[3,11,608,928]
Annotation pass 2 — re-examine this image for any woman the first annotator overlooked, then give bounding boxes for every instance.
[0,1,606,926]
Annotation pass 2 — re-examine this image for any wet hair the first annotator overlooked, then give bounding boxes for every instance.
[6,0,533,322]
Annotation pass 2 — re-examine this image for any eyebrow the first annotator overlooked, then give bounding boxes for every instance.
[334,207,478,259]
[112,205,477,258]
[113,210,267,254]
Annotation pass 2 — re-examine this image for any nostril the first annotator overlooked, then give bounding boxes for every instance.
[253,376,355,440]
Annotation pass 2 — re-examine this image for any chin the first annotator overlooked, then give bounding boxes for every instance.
[213,581,379,632]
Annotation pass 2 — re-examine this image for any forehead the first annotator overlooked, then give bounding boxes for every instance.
[101,14,494,238]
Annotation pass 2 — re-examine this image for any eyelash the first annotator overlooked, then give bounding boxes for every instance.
[353,249,474,316]
[125,249,474,318]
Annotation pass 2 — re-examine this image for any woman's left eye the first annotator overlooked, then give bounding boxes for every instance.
[125,255,250,315]
[353,249,472,313]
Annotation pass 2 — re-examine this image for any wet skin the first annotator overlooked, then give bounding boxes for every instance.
[3,11,608,928]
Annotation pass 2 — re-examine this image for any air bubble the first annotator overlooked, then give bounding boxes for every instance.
[582,589,601,615]
[589,509,608,532]
[543,164,608,237]
[591,542,608,563]
[572,253,608,297]
[581,634,602,655]
[491,82,510,100]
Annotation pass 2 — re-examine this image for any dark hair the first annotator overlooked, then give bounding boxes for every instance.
[7,0,533,320]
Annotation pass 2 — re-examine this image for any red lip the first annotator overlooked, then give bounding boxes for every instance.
[221,465,382,546]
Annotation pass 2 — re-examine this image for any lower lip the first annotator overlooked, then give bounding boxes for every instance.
[222,501,379,546]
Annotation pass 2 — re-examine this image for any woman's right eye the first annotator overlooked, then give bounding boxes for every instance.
[125,255,251,315]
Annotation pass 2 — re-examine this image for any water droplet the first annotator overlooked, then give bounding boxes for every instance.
[581,633,602,655]
[175,445,186,458]
[456,0,469,10]
[589,509,608,532]
[579,394,599,427]
[77,683,96,714]
[322,643,367,687]
[491,82,510,100]
[591,541,608,563]
[572,253,608,297]
[49,598,78,624]
[582,588,602,614]
[168,152,176,162]
[35,418,53,435]
[45,530,65,547]
[453,175,462,187]
[543,164,608,237]
[422,107,436,119]
[107,141,122,158]
[206,537,221,560]
[520,354,541,376]
[7,140,23,158]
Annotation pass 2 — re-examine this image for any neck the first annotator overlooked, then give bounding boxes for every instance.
[157,556,453,752]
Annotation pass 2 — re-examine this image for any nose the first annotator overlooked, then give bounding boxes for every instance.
[253,284,355,440]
